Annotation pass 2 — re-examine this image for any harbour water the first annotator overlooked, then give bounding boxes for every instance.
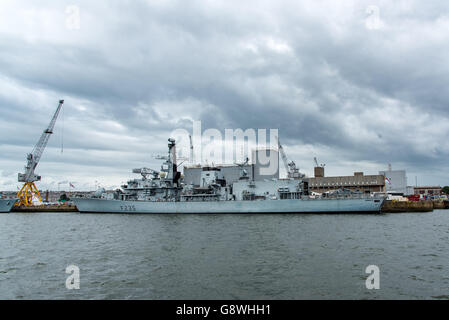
[0,210,448,300]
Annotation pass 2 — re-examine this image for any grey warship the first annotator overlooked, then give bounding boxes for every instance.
[0,198,18,213]
[74,138,386,214]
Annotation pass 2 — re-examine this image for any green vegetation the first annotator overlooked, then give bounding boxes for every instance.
[442,186,449,195]
[59,193,70,202]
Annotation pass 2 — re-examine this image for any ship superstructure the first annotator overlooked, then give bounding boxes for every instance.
[118,138,182,202]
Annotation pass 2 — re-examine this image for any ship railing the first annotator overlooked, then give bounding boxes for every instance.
[301,194,386,200]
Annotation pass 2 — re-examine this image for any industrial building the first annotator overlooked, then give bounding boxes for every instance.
[406,186,415,196]
[413,186,442,196]
[183,149,279,186]
[308,172,385,194]
[379,165,407,194]
[251,148,280,181]
[308,164,385,194]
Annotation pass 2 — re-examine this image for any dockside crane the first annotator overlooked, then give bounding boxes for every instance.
[276,136,305,179]
[277,136,291,177]
[314,157,325,168]
[17,100,64,206]
[313,157,326,178]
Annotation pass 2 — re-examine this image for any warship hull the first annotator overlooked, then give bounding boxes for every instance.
[74,197,385,214]
[0,199,18,213]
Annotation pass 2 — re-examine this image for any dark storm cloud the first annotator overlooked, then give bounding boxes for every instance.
[0,0,448,189]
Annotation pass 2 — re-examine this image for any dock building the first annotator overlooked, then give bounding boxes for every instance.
[308,166,385,194]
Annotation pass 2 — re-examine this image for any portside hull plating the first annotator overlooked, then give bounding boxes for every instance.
[0,199,18,213]
[73,198,384,214]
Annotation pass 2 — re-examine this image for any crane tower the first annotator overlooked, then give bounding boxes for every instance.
[313,157,325,178]
[276,136,305,179]
[17,100,64,206]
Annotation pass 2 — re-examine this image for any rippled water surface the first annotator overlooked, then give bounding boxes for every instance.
[1,210,448,299]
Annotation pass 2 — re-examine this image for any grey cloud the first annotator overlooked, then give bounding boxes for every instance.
[0,0,448,190]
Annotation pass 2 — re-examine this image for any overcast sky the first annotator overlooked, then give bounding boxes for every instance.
[0,0,448,191]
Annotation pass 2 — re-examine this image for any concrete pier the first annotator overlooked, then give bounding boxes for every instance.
[12,204,78,212]
[432,200,449,210]
[432,201,445,210]
[381,200,434,213]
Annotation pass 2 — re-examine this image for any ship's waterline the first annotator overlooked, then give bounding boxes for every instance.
[73,197,384,214]
[0,199,18,213]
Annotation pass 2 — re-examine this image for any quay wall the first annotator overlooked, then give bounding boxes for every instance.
[12,204,78,212]
[382,200,434,213]
[10,200,449,213]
